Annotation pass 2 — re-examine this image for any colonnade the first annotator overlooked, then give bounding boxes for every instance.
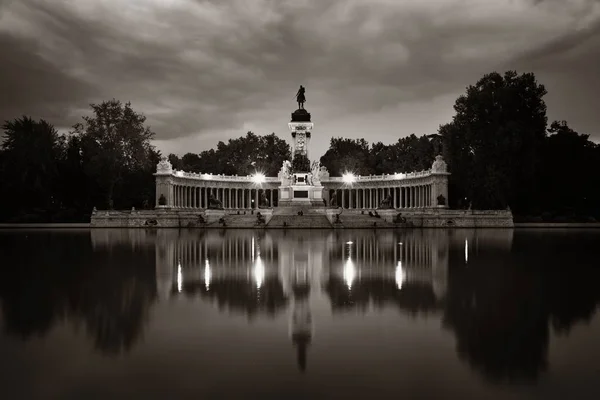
[327,184,433,209]
[173,236,278,268]
[171,233,439,272]
[343,235,439,269]
[170,186,278,209]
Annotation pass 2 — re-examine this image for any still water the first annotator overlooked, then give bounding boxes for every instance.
[1,228,599,399]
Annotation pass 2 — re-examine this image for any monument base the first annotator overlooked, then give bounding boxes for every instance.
[278,184,325,207]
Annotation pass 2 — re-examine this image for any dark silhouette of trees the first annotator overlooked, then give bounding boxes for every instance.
[440,71,548,212]
[319,135,435,177]
[0,117,64,221]
[537,120,600,220]
[73,99,157,209]
[169,132,291,176]
[320,138,371,176]
[0,231,156,355]
[0,101,159,221]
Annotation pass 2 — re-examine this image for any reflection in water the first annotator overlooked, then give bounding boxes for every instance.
[1,228,600,390]
[0,230,156,355]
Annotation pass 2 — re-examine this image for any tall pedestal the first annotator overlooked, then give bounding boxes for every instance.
[279,173,324,207]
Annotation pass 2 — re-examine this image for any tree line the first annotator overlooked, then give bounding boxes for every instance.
[0,100,160,222]
[2,71,599,222]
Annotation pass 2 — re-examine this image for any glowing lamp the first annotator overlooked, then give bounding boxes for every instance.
[252,173,266,184]
[342,172,356,184]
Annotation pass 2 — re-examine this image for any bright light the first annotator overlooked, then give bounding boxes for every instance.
[254,255,265,289]
[204,259,211,290]
[395,260,405,290]
[346,241,353,245]
[343,258,356,289]
[342,172,356,184]
[177,261,183,293]
[176,171,184,177]
[252,173,266,184]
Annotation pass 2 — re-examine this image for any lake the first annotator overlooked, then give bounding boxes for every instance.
[1,228,599,399]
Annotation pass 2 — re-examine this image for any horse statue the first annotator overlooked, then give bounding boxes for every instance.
[296,85,306,109]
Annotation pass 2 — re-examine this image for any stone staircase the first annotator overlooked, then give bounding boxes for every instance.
[267,214,332,228]
[333,212,396,228]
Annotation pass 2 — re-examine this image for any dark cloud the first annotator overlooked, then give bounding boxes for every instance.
[1,0,599,155]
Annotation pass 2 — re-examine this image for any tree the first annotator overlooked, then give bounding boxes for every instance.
[73,99,156,209]
[170,132,291,176]
[168,154,183,170]
[539,121,599,219]
[440,71,548,212]
[320,138,372,176]
[0,117,64,220]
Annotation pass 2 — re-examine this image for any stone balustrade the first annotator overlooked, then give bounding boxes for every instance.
[153,155,450,210]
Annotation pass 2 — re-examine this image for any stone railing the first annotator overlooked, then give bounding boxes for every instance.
[323,170,432,182]
[166,168,436,184]
[172,170,279,183]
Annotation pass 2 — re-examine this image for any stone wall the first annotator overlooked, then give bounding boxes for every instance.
[90,209,201,228]
[90,208,513,228]
[376,209,514,228]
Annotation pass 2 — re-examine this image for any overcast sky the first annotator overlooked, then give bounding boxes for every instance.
[1,0,599,158]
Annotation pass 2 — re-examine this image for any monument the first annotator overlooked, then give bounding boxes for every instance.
[278,86,325,207]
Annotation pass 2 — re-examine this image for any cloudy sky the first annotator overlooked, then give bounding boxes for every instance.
[1,0,599,158]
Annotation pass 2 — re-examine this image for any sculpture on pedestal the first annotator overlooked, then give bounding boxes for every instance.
[431,155,448,173]
[437,194,446,206]
[330,195,338,208]
[378,194,393,209]
[278,160,292,185]
[156,157,173,174]
[208,194,223,209]
[310,161,322,185]
[259,191,269,208]
[295,85,306,110]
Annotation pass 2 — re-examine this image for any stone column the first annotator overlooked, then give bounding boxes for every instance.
[254,189,259,209]
[270,189,274,208]
[342,189,346,209]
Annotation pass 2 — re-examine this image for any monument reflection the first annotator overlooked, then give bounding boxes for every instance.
[155,229,483,371]
[4,227,600,391]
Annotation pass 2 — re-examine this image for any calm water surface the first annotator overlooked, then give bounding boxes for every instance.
[1,228,600,399]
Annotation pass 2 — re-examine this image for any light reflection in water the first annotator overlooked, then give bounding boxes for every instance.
[395,260,405,290]
[204,259,211,290]
[254,255,265,289]
[465,238,469,264]
[177,261,183,293]
[343,241,355,289]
